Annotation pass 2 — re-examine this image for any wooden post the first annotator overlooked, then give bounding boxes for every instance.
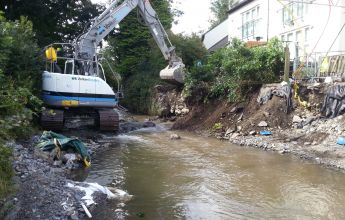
[284,46,290,83]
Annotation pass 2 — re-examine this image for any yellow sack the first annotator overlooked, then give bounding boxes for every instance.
[320,57,329,74]
[45,47,57,62]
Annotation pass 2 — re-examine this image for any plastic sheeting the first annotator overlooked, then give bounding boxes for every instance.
[257,84,293,113]
[36,131,91,166]
[321,84,345,118]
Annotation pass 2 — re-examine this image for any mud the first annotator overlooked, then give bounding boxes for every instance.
[173,82,345,171]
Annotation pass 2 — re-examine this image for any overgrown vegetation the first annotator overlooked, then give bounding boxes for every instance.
[0,0,99,199]
[0,0,100,46]
[105,0,206,113]
[184,38,284,102]
[0,14,43,197]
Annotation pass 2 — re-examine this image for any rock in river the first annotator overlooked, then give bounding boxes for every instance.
[170,134,181,140]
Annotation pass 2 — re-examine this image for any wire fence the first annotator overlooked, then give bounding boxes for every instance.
[294,51,345,79]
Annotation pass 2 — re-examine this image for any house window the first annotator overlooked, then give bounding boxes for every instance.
[287,33,293,42]
[296,31,302,44]
[305,27,309,42]
[241,5,260,40]
[282,0,305,26]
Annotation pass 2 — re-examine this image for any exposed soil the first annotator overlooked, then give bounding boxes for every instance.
[173,82,345,170]
[173,93,293,133]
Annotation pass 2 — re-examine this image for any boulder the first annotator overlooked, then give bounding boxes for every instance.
[293,115,303,123]
[143,121,156,128]
[225,127,236,136]
[170,134,181,140]
[230,133,240,139]
[258,121,268,127]
[181,108,190,114]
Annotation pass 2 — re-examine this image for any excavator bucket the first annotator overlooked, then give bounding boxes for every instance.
[159,63,185,84]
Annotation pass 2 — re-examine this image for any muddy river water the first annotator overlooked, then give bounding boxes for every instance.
[85,124,345,219]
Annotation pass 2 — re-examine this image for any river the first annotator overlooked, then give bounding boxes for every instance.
[85,123,345,219]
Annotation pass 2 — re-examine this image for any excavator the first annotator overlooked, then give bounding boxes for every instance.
[41,0,185,132]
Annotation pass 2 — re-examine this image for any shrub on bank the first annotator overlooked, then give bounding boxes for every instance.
[0,13,42,197]
[184,38,284,102]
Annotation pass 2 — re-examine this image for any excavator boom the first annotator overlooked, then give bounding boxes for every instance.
[75,0,185,84]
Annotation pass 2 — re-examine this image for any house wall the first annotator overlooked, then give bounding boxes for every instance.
[228,0,345,60]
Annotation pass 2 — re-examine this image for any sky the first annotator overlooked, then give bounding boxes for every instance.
[91,0,213,35]
[171,0,213,35]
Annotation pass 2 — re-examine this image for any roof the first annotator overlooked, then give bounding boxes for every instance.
[227,0,255,14]
[201,18,229,42]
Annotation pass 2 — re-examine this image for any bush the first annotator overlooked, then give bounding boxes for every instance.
[184,38,284,102]
[0,13,42,198]
[0,14,42,140]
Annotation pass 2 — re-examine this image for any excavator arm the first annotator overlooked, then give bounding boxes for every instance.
[75,0,185,84]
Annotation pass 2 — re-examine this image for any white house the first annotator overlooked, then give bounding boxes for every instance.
[227,0,345,76]
[204,0,345,74]
[202,19,229,52]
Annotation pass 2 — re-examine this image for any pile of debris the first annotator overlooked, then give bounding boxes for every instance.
[5,131,131,220]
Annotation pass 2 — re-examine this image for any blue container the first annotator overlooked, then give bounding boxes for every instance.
[336,137,345,145]
[260,130,272,136]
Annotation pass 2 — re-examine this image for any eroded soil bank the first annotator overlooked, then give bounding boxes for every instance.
[171,82,345,170]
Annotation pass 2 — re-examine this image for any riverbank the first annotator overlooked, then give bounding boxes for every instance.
[3,115,153,220]
[171,82,345,170]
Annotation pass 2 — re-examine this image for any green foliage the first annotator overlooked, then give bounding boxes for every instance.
[109,0,173,78]
[212,122,223,131]
[0,15,41,91]
[104,0,206,113]
[121,70,161,114]
[1,0,101,46]
[169,33,208,67]
[210,0,234,28]
[211,38,284,101]
[0,14,43,198]
[0,14,42,138]
[184,38,284,102]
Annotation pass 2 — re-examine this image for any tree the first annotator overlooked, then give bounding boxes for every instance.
[0,12,48,142]
[0,0,101,46]
[105,0,174,113]
[210,0,234,28]
[109,0,173,77]
[169,33,207,68]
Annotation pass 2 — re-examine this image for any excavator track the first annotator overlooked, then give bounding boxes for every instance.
[98,109,120,132]
[41,109,64,131]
